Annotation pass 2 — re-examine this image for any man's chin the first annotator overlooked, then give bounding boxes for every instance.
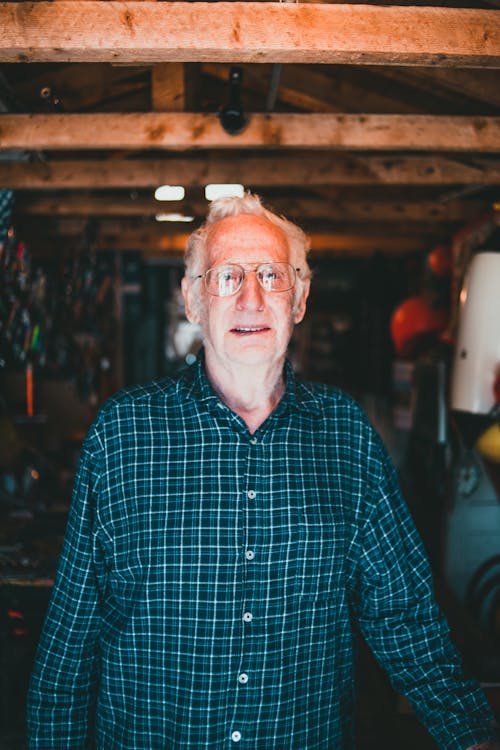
[225,340,283,368]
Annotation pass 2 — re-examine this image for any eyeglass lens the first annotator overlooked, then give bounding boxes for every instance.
[204,263,295,297]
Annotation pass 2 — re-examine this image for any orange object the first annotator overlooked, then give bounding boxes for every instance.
[390,296,448,358]
[476,424,500,464]
[7,609,24,620]
[427,244,452,277]
[26,362,34,417]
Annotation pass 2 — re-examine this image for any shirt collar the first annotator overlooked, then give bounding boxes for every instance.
[177,349,322,416]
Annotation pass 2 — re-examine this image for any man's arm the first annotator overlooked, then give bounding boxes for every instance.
[27,427,104,748]
[351,432,499,750]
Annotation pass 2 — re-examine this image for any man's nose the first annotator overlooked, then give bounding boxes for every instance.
[235,271,265,309]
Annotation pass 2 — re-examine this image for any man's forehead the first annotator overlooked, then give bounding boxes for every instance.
[206,214,289,254]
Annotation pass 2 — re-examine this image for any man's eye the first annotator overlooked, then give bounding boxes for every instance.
[218,269,238,282]
[262,270,278,281]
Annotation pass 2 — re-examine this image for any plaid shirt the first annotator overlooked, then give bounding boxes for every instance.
[28,355,496,749]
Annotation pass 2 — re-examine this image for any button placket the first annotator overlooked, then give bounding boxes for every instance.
[231,435,260,743]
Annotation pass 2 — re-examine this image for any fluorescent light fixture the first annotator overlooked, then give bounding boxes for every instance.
[155,213,195,223]
[154,185,185,201]
[205,183,244,201]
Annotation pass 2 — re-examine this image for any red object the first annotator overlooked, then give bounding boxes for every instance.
[427,244,452,277]
[494,372,500,404]
[7,609,24,620]
[390,296,449,358]
[26,363,33,417]
[7,609,27,637]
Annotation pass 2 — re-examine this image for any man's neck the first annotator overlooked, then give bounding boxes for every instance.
[204,352,287,434]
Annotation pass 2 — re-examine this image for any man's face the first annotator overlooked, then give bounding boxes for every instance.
[182,214,309,373]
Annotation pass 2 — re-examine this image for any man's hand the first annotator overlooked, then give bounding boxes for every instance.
[465,743,500,749]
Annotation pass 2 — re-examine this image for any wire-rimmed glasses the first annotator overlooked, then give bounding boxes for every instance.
[196,262,300,297]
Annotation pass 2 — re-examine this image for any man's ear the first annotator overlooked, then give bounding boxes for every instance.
[181,276,201,325]
[293,278,310,325]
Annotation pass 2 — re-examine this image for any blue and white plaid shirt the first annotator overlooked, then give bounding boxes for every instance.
[28,354,496,749]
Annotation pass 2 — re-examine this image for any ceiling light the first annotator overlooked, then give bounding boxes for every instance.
[154,185,185,201]
[155,213,194,223]
[205,184,244,201]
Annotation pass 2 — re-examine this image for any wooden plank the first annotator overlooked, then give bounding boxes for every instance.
[151,63,185,111]
[309,232,426,255]
[22,223,428,257]
[267,197,488,224]
[2,155,500,189]
[1,113,500,151]
[14,194,489,224]
[0,3,499,67]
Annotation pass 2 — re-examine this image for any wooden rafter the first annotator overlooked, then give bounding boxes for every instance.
[20,222,431,257]
[1,3,499,67]
[14,194,491,224]
[2,155,499,189]
[1,113,500,151]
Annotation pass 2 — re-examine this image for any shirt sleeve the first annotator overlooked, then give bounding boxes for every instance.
[351,432,498,750]
[27,422,105,749]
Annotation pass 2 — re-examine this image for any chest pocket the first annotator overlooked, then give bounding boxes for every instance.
[296,501,346,604]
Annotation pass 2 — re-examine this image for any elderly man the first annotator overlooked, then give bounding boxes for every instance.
[28,194,498,749]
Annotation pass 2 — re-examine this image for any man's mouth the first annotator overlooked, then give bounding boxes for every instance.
[231,326,271,335]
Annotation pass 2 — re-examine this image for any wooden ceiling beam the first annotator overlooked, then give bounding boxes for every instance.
[20,223,429,257]
[14,194,491,224]
[1,113,500,151]
[2,155,500,189]
[1,3,498,67]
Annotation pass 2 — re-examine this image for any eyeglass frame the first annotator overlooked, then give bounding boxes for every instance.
[195,261,301,297]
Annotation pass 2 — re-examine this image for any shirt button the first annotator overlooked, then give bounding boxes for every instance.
[250,437,257,444]
[243,611,253,622]
[245,550,255,561]
[231,730,242,742]
[238,673,249,684]
[247,489,256,500]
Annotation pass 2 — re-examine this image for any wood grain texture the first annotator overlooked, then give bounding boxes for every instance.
[2,155,499,189]
[1,113,500,151]
[0,3,498,66]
